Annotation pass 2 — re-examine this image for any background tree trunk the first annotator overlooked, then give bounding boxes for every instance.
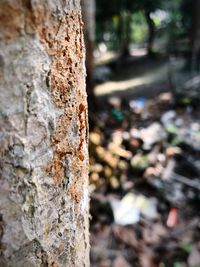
[145,9,156,57]
[119,11,132,58]
[0,1,89,267]
[81,0,97,110]
[191,0,200,72]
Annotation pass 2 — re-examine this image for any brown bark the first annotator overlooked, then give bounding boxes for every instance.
[0,1,89,266]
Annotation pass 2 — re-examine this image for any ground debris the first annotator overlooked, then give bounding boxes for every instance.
[90,91,200,267]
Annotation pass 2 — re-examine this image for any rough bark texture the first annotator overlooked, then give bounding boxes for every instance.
[0,1,89,267]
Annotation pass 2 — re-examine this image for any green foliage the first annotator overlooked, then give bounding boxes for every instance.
[130,12,148,43]
[95,0,192,52]
[180,242,193,253]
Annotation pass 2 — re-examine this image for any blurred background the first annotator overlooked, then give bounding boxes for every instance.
[81,0,200,266]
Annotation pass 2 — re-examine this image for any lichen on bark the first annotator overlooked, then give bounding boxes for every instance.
[0,1,89,266]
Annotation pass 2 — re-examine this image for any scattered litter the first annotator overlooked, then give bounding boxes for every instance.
[140,122,167,149]
[129,97,146,114]
[110,193,158,225]
[90,91,200,266]
[161,110,176,125]
[108,96,121,108]
[110,194,140,225]
[188,247,200,267]
[166,208,178,228]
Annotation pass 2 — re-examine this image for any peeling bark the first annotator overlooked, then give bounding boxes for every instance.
[0,1,89,266]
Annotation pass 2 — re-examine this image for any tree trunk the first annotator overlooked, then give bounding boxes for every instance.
[191,0,200,72]
[81,0,97,110]
[145,10,155,57]
[119,11,132,58]
[0,1,89,267]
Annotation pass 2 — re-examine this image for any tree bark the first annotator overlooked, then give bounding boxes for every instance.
[0,1,89,267]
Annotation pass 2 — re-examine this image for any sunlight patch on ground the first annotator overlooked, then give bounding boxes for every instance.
[95,64,168,96]
[130,48,147,57]
[94,51,117,65]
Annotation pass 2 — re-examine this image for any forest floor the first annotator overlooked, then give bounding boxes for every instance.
[89,53,200,267]
[95,53,170,98]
